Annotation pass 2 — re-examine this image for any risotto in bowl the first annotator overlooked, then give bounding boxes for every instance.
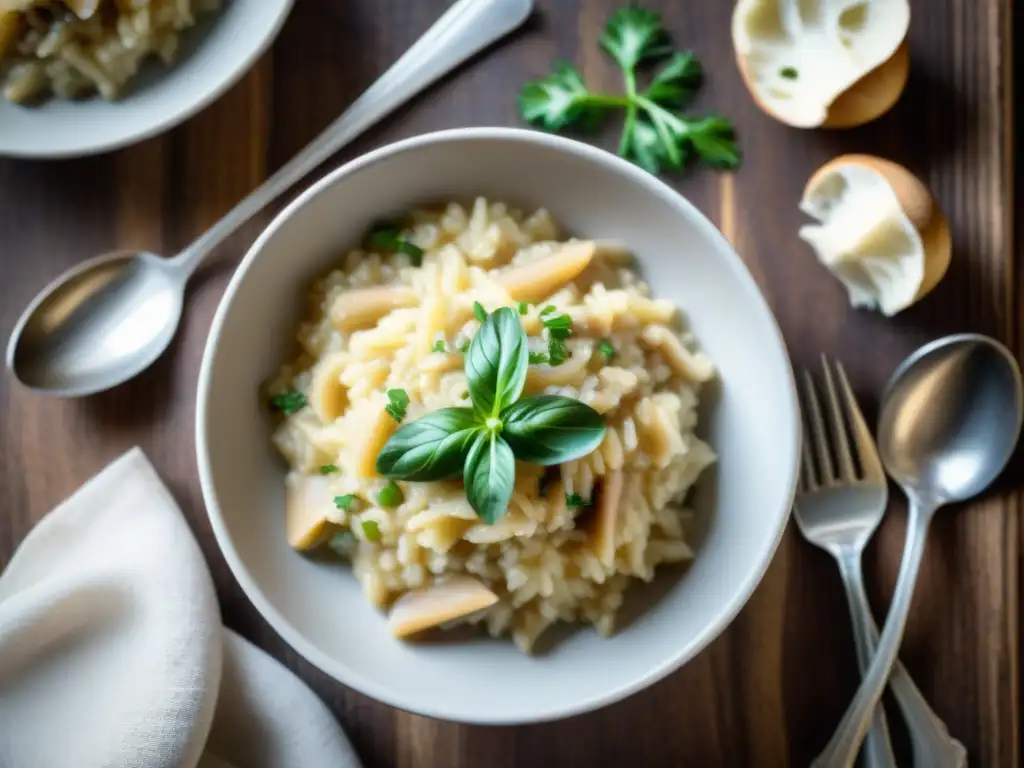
[0,0,292,157]
[197,128,799,723]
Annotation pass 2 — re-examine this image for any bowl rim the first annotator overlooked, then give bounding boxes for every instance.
[196,126,799,724]
[0,0,294,159]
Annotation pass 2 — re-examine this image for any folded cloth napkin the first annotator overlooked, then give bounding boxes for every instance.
[0,448,363,768]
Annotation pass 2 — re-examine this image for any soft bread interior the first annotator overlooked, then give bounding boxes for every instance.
[733,0,910,128]
[799,162,924,315]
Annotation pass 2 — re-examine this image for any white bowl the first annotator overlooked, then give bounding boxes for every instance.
[0,0,293,159]
[197,128,799,724]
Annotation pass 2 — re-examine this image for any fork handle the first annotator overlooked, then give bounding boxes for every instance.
[837,554,899,768]
[839,553,968,768]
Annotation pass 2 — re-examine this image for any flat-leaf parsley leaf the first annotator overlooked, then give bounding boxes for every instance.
[518,3,739,176]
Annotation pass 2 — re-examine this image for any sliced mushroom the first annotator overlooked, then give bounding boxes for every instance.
[640,326,715,382]
[635,398,674,467]
[590,470,624,568]
[497,241,596,302]
[388,576,499,639]
[329,285,418,332]
[285,474,337,551]
[351,402,398,478]
[308,352,349,423]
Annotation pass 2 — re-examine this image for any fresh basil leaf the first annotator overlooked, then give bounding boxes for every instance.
[465,307,529,417]
[501,395,606,465]
[464,431,516,524]
[376,408,483,481]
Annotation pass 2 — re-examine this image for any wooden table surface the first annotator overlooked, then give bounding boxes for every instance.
[0,1,1018,765]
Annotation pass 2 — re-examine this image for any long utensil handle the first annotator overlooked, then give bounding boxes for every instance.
[836,554,898,768]
[838,553,967,768]
[813,496,936,768]
[170,0,533,276]
[863,610,969,768]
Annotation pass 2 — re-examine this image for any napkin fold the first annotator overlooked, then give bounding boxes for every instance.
[0,448,362,768]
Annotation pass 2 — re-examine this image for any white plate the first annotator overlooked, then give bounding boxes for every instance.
[0,0,293,159]
[196,128,800,724]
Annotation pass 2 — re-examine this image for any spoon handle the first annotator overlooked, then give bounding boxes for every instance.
[169,0,533,277]
[840,554,968,768]
[812,496,936,768]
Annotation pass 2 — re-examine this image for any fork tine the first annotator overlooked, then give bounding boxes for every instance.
[833,361,886,483]
[821,356,856,482]
[801,369,835,486]
[799,413,818,492]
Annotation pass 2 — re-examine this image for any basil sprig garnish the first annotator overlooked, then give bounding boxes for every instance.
[501,395,607,465]
[376,307,606,524]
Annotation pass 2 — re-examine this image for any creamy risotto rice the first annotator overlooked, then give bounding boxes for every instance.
[269,198,717,653]
[0,0,220,103]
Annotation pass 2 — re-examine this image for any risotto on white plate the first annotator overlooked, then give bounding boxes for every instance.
[0,0,220,104]
[268,198,717,653]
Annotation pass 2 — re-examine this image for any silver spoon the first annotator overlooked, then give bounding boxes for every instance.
[5,0,533,398]
[813,333,1023,768]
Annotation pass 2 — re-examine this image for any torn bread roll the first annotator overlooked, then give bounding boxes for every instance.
[732,0,910,129]
[798,155,951,316]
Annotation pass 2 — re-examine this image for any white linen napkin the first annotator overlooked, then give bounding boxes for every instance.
[0,448,363,768]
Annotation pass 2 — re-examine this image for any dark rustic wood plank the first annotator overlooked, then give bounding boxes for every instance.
[0,0,1017,766]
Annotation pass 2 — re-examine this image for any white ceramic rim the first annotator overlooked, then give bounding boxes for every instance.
[196,127,800,724]
[0,0,294,159]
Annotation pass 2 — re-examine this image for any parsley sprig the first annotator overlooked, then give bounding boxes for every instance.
[519,4,739,175]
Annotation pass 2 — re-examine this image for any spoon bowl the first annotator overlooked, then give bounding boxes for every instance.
[878,333,1023,501]
[6,252,185,397]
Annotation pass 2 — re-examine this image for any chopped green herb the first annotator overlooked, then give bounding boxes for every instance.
[543,313,573,364]
[334,494,358,510]
[329,531,357,557]
[779,66,799,80]
[432,339,446,353]
[361,519,382,542]
[376,482,404,508]
[598,339,615,363]
[548,338,568,366]
[385,388,410,423]
[528,351,550,365]
[517,301,529,315]
[566,492,589,507]
[269,391,307,414]
[364,223,424,266]
[542,313,573,331]
[540,305,557,317]
[518,4,740,176]
[473,301,488,322]
[319,464,340,475]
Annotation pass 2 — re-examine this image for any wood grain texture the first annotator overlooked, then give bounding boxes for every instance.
[0,0,1017,765]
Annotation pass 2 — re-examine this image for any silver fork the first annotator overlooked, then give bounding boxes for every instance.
[795,357,967,768]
